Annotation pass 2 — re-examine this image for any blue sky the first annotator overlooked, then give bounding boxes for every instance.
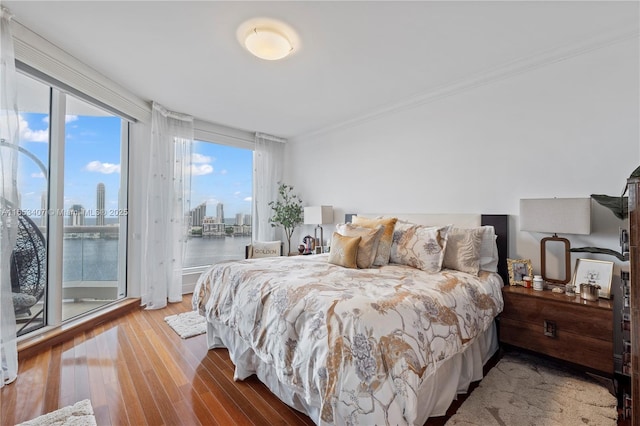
[18,113,253,219]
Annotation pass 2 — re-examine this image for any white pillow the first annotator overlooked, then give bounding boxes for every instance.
[479,226,499,272]
[250,241,281,258]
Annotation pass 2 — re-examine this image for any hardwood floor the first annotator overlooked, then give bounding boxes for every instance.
[1,297,626,425]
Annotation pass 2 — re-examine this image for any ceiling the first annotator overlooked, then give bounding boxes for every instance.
[4,1,638,140]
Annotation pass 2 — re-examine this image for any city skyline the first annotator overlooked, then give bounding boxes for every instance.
[17,110,253,222]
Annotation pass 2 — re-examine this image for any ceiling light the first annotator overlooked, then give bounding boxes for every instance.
[237,18,299,61]
[244,27,293,61]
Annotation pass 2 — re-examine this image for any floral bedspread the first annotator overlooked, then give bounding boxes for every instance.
[193,254,503,425]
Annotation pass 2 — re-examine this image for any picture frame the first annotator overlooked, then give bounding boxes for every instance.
[507,258,533,286]
[571,258,614,299]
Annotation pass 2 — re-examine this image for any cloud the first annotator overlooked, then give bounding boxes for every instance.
[31,172,46,179]
[19,115,48,142]
[220,169,228,175]
[84,160,121,174]
[192,153,212,164]
[244,197,252,202]
[65,115,78,123]
[191,164,214,176]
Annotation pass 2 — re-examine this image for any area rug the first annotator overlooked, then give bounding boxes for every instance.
[17,399,96,426]
[445,352,617,426]
[164,310,207,339]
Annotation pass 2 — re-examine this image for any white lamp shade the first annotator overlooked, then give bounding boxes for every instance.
[304,206,334,225]
[520,198,591,235]
[244,28,292,60]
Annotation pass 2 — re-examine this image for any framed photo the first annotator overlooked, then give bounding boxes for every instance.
[571,258,614,299]
[507,258,533,286]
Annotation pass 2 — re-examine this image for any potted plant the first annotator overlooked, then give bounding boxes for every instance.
[269,182,304,255]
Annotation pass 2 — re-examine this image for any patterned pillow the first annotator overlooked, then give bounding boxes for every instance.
[443,227,484,275]
[390,220,418,263]
[391,225,449,273]
[250,240,281,258]
[336,223,385,269]
[352,216,398,266]
[328,232,361,269]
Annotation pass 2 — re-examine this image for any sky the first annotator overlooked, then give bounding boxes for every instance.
[17,113,253,221]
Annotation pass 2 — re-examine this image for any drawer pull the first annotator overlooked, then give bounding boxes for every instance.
[544,320,556,337]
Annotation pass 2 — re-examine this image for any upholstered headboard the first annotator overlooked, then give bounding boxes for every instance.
[351,213,509,284]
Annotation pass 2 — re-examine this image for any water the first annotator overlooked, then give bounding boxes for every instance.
[62,235,251,280]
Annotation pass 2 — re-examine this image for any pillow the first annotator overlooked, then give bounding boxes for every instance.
[250,240,281,258]
[443,227,484,275]
[390,225,449,273]
[328,232,361,269]
[336,223,385,269]
[390,220,419,263]
[352,216,398,266]
[479,226,499,272]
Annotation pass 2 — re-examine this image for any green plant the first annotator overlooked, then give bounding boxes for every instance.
[269,183,304,254]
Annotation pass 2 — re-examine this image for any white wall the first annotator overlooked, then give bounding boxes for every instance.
[286,37,639,357]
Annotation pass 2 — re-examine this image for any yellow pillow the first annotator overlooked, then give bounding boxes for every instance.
[328,232,361,269]
[335,223,384,269]
[352,216,398,265]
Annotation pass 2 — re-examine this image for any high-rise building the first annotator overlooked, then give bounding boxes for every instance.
[244,214,252,226]
[216,203,224,223]
[235,213,244,226]
[96,183,105,226]
[191,202,206,227]
[69,204,85,226]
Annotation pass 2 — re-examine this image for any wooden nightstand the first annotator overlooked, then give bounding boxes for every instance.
[500,286,614,374]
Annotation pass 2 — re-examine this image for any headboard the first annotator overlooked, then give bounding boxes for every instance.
[351,213,509,284]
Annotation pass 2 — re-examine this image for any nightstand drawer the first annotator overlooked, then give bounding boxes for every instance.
[501,291,613,338]
[500,317,614,373]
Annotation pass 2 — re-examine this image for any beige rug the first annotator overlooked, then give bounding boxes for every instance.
[16,399,96,426]
[446,352,618,426]
[164,310,207,339]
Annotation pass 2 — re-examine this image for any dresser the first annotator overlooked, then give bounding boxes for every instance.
[500,285,614,374]
[628,177,639,424]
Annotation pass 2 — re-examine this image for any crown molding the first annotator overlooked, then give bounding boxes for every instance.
[293,25,639,142]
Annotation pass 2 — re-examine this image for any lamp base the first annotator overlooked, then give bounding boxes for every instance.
[314,225,324,249]
[541,234,571,284]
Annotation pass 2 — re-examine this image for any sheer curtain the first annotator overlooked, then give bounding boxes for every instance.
[252,133,285,242]
[141,102,193,309]
[1,7,20,387]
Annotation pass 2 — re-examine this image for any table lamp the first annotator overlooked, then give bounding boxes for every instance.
[520,198,591,284]
[304,206,333,249]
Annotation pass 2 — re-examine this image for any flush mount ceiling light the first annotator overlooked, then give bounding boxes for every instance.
[245,28,292,60]
[237,18,300,61]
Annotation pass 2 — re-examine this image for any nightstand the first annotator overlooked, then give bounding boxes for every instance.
[500,286,614,374]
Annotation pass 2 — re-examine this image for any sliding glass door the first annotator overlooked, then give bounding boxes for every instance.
[14,70,129,336]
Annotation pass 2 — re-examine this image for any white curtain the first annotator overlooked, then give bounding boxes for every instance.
[0,7,20,387]
[252,133,285,242]
[141,102,193,309]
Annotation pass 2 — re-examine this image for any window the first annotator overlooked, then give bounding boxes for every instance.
[184,140,253,268]
[14,70,129,336]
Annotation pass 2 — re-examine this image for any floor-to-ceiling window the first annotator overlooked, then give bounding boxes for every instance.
[14,69,129,336]
[183,140,253,268]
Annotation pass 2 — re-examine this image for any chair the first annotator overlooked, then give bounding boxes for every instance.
[11,212,46,326]
[245,241,284,259]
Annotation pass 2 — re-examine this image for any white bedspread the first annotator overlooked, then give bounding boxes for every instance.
[193,254,503,425]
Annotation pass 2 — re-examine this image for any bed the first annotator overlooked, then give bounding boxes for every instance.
[193,214,508,425]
